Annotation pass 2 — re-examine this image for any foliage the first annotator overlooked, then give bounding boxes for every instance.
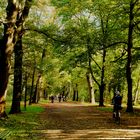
[1,0,140,116]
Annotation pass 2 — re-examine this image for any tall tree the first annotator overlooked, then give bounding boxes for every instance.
[31,48,47,103]
[9,0,33,114]
[9,38,23,114]
[86,71,95,104]
[0,0,33,117]
[116,0,140,112]
[0,0,19,117]
[126,0,134,112]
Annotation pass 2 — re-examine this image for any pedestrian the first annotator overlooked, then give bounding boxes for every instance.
[50,95,54,103]
[58,94,62,102]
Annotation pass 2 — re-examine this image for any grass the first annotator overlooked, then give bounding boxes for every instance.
[1,100,140,139]
[0,102,45,139]
[96,106,113,112]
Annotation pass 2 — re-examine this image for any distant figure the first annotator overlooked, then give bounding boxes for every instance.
[58,94,62,102]
[112,91,122,118]
[62,95,65,101]
[50,95,54,103]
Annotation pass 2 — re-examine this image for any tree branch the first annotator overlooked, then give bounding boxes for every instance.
[91,56,101,70]
[111,51,126,63]
[25,28,68,44]
[98,41,128,50]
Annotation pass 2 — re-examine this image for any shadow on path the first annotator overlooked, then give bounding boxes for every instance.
[32,102,140,140]
[9,102,140,140]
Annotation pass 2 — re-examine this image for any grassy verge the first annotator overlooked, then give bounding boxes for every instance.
[96,106,113,112]
[0,103,45,139]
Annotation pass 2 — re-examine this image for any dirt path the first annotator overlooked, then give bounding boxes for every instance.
[32,102,140,140]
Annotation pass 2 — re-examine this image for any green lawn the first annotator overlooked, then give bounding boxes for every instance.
[0,102,45,139]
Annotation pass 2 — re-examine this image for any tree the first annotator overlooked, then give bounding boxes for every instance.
[116,0,140,112]
[126,0,134,112]
[9,0,33,114]
[9,38,23,114]
[0,0,20,117]
[86,71,95,104]
[0,0,33,117]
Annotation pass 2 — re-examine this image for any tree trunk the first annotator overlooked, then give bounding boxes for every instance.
[32,74,41,103]
[64,92,68,100]
[99,85,104,106]
[43,89,47,100]
[99,49,106,106]
[73,88,76,101]
[9,38,23,114]
[76,90,78,101]
[134,88,139,105]
[72,84,78,101]
[86,72,95,104]
[62,86,65,97]
[134,76,140,105]
[0,47,9,118]
[86,37,100,105]
[0,0,33,117]
[62,84,70,101]
[75,84,78,101]
[0,1,19,118]
[126,1,134,112]
[29,65,36,105]
[37,86,40,103]
[24,72,28,110]
[32,49,46,103]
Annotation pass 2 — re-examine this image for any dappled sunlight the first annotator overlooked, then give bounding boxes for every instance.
[128,126,140,128]
[10,129,140,140]
[6,103,140,139]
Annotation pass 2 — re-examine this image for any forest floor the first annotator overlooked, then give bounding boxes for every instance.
[6,101,140,139]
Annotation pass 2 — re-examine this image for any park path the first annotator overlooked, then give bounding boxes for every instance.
[31,102,140,140]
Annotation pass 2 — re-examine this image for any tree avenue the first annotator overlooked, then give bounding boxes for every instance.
[0,0,140,118]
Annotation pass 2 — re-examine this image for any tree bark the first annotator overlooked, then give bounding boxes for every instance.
[9,38,23,114]
[86,72,95,104]
[126,1,134,112]
[0,0,19,117]
[43,89,47,100]
[32,74,41,103]
[134,75,140,105]
[134,86,139,105]
[73,89,76,101]
[9,0,33,114]
[76,84,78,101]
[86,36,102,105]
[29,65,36,105]
[32,49,46,103]
[99,49,106,106]
[24,72,28,110]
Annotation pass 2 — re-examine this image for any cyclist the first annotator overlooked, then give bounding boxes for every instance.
[113,91,122,119]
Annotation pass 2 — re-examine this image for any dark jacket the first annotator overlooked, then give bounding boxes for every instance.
[114,95,122,110]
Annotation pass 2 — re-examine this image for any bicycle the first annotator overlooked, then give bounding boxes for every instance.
[112,91,122,124]
[113,109,121,124]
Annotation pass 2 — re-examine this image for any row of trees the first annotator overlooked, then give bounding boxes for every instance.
[0,0,140,118]
[0,0,34,117]
[51,0,140,112]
